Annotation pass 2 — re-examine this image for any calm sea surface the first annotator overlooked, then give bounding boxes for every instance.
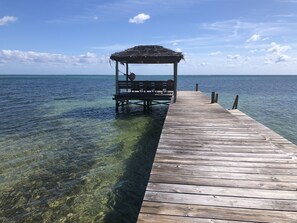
[1,75,297,222]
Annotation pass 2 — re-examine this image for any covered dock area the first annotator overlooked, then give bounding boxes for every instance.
[110,45,183,112]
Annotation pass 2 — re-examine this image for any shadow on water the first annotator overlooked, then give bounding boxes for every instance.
[103,106,168,223]
[59,106,115,121]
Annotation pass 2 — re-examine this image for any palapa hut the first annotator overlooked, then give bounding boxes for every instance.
[110,45,183,112]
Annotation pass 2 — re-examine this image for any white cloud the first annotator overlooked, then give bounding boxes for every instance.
[92,44,132,51]
[198,62,209,66]
[75,52,98,64]
[267,42,291,54]
[162,36,213,47]
[275,54,290,63]
[202,19,255,33]
[129,13,150,24]
[209,51,222,56]
[0,50,68,64]
[277,0,297,3]
[99,55,110,63]
[0,16,18,26]
[246,34,261,42]
[265,42,291,64]
[201,19,297,39]
[227,54,241,61]
[273,13,297,18]
[265,54,291,64]
[249,49,259,54]
[175,48,182,52]
[0,50,103,65]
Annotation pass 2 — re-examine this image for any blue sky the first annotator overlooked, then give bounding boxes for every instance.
[1,0,297,75]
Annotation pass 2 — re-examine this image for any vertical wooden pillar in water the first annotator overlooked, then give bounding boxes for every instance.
[232,95,239,109]
[116,61,119,94]
[173,62,178,103]
[126,63,129,104]
[211,92,215,103]
[126,63,129,82]
[115,61,119,112]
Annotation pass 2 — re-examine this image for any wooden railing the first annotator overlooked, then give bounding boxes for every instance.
[117,80,174,93]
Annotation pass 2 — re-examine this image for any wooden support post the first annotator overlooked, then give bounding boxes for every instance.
[144,100,149,110]
[211,92,215,103]
[115,100,119,112]
[173,62,178,103]
[232,95,239,109]
[215,93,219,103]
[115,61,119,112]
[143,100,147,111]
[195,83,199,91]
[115,61,119,95]
[126,63,129,92]
[126,63,129,81]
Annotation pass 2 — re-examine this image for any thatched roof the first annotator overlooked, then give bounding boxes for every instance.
[110,45,184,64]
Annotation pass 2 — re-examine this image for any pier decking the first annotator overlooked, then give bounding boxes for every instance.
[137,91,297,223]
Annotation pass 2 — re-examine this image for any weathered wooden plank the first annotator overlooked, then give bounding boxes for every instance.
[157,145,283,154]
[161,132,267,140]
[158,138,287,146]
[153,154,296,163]
[149,173,297,190]
[154,157,297,168]
[140,202,297,223]
[157,143,281,149]
[152,163,297,175]
[150,172,297,183]
[144,191,297,211]
[158,145,282,152]
[147,183,297,200]
[138,213,251,223]
[160,137,279,144]
[156,149,292,158]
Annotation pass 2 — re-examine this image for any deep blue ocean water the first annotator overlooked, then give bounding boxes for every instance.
[0,75,297,222]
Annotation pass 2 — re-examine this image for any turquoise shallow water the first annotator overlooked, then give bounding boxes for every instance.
[0,75,297,222]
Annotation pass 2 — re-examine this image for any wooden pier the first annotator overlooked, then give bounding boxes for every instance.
[137,91,297,223]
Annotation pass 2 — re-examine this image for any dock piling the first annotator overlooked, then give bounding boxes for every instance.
[211,92,216,103]
[232,95,239,109]
[215,93,219,103]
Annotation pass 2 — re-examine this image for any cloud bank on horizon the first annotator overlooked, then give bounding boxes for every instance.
[1,0,297,75]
